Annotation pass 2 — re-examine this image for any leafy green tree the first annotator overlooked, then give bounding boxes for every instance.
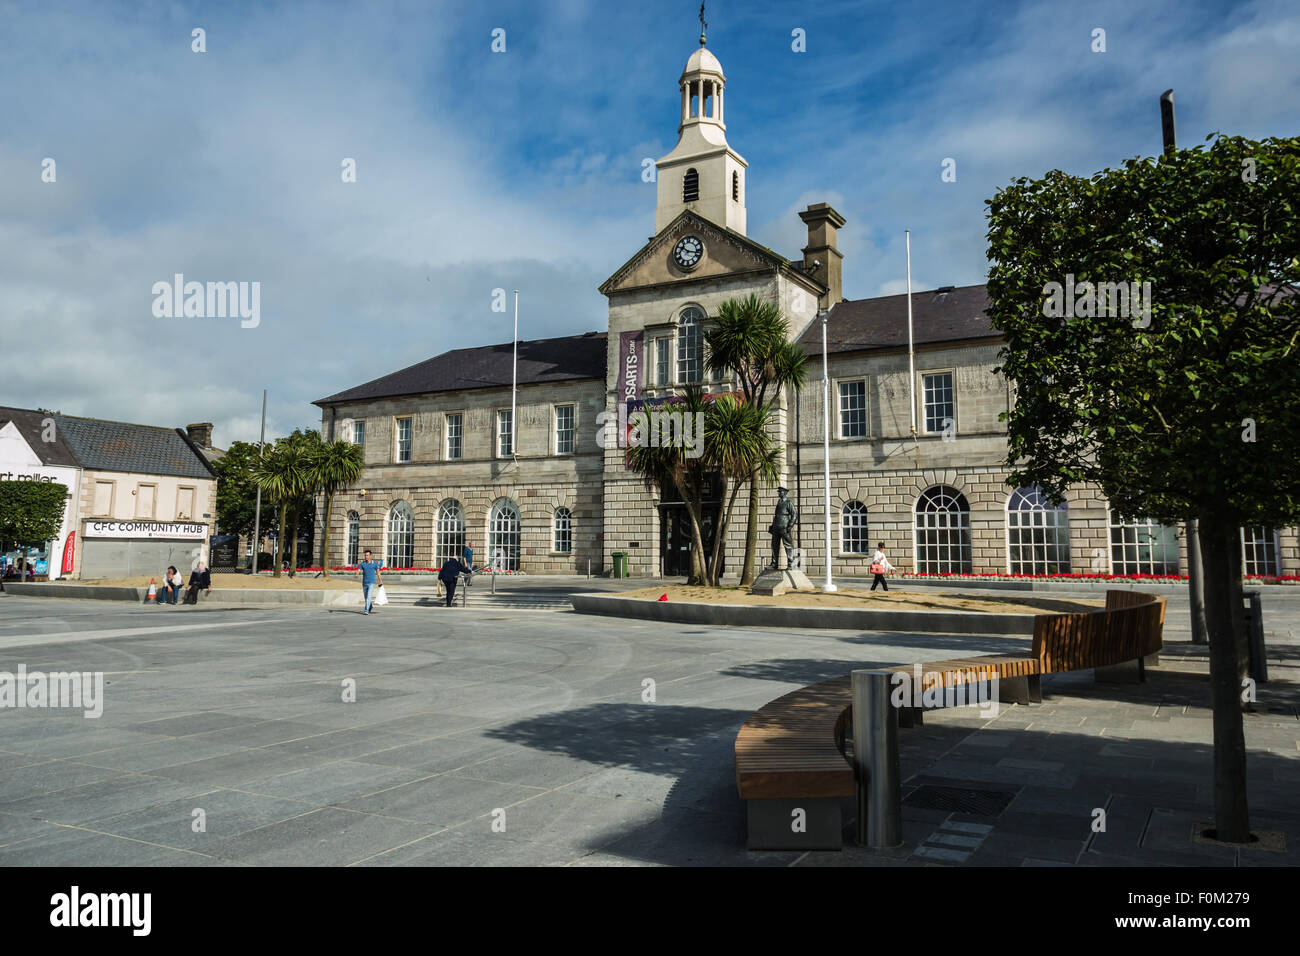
[283,429,321,576]
[310,438,364,577]
[0,481,68,576]
[706,294,808,585]
[986,133,1300,842]
[213,440,278,544]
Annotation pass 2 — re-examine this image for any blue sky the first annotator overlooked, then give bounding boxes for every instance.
[1,0,1296,443]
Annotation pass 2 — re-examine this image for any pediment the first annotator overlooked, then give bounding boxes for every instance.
[600,212,797,296]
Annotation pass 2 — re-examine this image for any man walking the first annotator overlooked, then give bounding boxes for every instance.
[438,556,470,607]
[462,541,474,585]
[353,549,383,615]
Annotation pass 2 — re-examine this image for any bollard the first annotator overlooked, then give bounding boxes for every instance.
[1244,590,1268,683]
[587,558,591,579]
[491,571,496,596]
[852,670,902,848]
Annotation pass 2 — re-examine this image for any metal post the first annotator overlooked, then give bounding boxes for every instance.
[1244,590,1268,683]
[491,571,496,596]
[1188,519,1208,644]
[852,670,902,847]
[587,558,591,579]
[820,310,836,592]
[251,388,266,573]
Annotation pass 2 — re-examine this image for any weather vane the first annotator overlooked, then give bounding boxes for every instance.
[699,1,707,46]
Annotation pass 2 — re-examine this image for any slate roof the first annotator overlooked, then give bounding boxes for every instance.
[0,405,82,468]
[50,414,216,479]
[797,284,999,355]
[316,331,608,406]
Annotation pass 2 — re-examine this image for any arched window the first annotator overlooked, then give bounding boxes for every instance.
[915,486,971,574]
[553,507,573,554]
[488,499,520,571]
[1007,487,1071,575]
[683,168,699,203]
[386,501,414,568]
[436,500,466,568]
[1108,513,1179,576]
[346,511,360,566]
[732,171,740,201]
[840,500,869,554]
[1241,527,1280,577]
[677,307,703,384]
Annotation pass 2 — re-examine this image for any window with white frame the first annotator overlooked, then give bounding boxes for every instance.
[436,500,466,568]
[1242,527,1280,577]
[555,405,575,455]
[346,511,360,566]
[553,507,573,554]
[488,499,520,570]
[677,307,703,384]
[838,380,867,438]
[922,371,955,434]
[1007,487,1071,575]
[352,421,365,449]
[841,500,870,554]
[655,338,671,386]
[386,501,414,568]
[1108,513,1179,576]
[395,417,412,462]
[915,486,972,573]
[497,409,513,457]
[445,413,462,460]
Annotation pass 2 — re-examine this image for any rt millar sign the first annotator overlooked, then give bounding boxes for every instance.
[83,521,209,540]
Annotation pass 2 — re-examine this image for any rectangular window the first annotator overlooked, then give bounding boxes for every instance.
[445,413,463,460]
[176,486,195,520]
[497,409,513,458]
[555,405,575,455]
[352,421,365,448]
[655,338,670,386]
[92,480,114,516]
[838,380,867,438]
[395,417,412,462]
[923,372,955,434]
[135,483,157,519]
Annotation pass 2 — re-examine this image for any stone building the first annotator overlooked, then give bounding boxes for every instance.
[313,38,1298,580]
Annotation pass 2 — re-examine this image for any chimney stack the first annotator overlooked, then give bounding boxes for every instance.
[186,422,214,449]
[799,203,846,310]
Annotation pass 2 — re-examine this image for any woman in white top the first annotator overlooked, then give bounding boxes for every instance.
[871,542,895,592]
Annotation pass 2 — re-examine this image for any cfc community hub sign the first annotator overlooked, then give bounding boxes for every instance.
[83,521,208,540]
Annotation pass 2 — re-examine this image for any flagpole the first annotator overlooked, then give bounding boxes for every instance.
[251,388,266,573]
[906,231,916,440]
[820,308,836,592]
[512,290,519,461]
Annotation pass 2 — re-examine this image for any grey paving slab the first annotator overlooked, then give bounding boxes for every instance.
[91,789,317,851]
[242,761,431,806]
[0,772,208,826]
[337,772,542,827]
[0,824,220,866]
[199,807,436,866]
[491,790,664,850]
[355,827,588,866]
[150,748,323,787]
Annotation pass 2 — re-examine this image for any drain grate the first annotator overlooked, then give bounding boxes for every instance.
[903,785,1016,816]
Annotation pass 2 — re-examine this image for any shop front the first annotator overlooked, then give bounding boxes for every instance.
[79,520,210,580]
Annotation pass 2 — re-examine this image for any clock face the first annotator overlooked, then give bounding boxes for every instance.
[673,236,704,269]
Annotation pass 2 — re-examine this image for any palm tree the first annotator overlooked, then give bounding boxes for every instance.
[706,294,809,585]
[282,431,320,577]
[252,445,291,579]
[311,438,364,577]
[253,436,313,579]
[703,397,781,586]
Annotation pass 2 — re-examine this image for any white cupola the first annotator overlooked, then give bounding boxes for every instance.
[654,33,748,236]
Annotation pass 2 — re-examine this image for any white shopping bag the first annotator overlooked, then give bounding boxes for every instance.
[373,585,389,606]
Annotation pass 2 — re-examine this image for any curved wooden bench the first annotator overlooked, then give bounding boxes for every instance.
[735,590,1167,850]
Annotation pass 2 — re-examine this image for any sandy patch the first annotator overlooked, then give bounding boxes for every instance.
[614,585,1101,615]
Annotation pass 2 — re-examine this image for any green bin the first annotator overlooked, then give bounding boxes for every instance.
[612,551,629,579]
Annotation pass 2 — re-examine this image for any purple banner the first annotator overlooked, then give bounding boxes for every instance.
[619,330,643,406]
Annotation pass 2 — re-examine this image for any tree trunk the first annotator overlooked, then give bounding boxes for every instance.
[676,476,707,586]
[289,499,301,577]
[1198,510,1251,842]
[708,477,740,587]
[320,493,333,578]
[740,466,759,586]
[273,501,286,578]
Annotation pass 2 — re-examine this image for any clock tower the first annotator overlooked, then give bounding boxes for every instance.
[654,34,748,236]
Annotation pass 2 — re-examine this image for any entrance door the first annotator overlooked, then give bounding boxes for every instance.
[660,503,722,578]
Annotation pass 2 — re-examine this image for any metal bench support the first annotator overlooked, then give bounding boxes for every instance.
[852,670,902,848]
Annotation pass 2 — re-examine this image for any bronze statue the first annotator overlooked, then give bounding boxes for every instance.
[768,487,797,569]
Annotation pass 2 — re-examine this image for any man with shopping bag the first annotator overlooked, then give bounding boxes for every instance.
[353,549,384,615]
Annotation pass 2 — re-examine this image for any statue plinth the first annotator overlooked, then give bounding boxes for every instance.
[750,566,816,596]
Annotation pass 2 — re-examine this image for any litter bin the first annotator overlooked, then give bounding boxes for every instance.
[612,552,629,579]
[1243,590,1268,683]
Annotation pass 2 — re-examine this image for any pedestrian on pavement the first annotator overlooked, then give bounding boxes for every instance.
[438,556,470,607]
[183,561,211,604]
[462,541,474,585]
[871,542,895,592]
[353,549,383,614]
[162,566,183,604]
